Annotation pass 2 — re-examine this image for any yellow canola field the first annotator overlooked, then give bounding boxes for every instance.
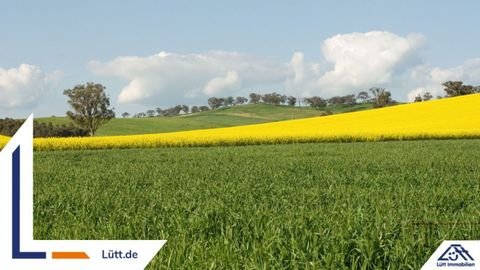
[4,94,480,151]
[0,135,9,146]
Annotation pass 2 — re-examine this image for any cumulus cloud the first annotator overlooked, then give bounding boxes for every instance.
[317,31,424,91]
[203,71,240,95]
[283,31,426,99]
[89,32,427,105]
[290,52,305,83]
[285,52,325,97]
[0,64,61,109]
[89,51,287,105]
[88,30,480,107]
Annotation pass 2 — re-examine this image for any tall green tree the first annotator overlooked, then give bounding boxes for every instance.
[63,82,115,136]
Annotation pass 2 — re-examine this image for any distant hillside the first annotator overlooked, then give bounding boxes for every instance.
[36,103,372,136]
[29,94,480,151]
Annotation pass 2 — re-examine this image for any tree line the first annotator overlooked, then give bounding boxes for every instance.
[120,80,480,119]
[123,104,211,118]
[126,88,394,118]
[210,88,395,109]
[0,118,89,137]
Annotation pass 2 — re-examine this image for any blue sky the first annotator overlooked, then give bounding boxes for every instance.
[1,0,480,117]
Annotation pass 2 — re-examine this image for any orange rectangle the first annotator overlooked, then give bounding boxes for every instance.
[52,251,90,259]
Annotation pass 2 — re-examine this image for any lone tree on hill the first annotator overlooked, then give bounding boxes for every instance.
[63,82,115,136]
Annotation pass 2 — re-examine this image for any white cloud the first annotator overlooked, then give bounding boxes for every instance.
[318,31,424,92]
[203,71,240,95]
[89,51,287,105]
[290,52,304,84]
[88,31,480,107]
[0,64,61,109]
[285,52,326,97]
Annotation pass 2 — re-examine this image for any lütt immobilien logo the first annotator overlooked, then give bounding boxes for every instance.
[437,244,475,267]
[0,115,166,270]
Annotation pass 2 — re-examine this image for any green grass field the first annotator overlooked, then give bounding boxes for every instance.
[36,103,372,136]
[33,140,480,269]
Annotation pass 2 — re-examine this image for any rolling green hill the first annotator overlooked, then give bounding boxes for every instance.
[36,103,373,136]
